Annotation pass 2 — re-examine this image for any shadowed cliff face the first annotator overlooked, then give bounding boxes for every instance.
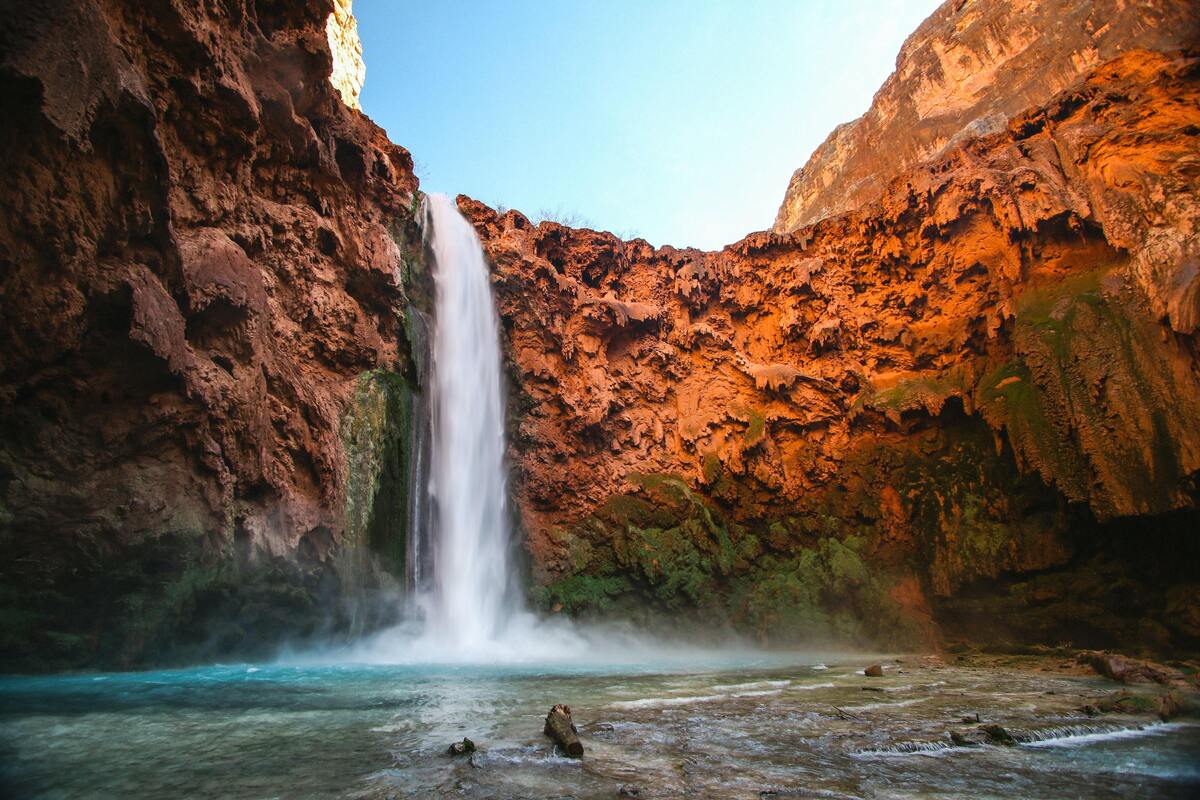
[773,0,1200,233]
[464,49,1200,653]
[0,0,421,668]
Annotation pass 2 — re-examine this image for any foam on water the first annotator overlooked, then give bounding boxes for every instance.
[1021,722,1193,748]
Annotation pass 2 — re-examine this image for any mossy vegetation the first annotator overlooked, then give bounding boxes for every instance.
[340,369,414,576]
[532,575,633,614]
[531,468,926,647]
[977,268,1198,514]
[858,367,971,418]
[530,403,1142,652]
[885,417,1070,596]
[728,534,924,647]
[734,406,768,447]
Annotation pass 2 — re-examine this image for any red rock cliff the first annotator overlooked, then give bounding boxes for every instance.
[773,0,1200,232]
[2,0,1198,666]
[0,0,422,668]
[466,46,1200,651]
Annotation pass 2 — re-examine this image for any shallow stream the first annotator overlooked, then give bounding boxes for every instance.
[2,653,1197,798]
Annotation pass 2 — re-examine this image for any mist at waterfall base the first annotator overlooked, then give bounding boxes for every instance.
[318,192,746,668]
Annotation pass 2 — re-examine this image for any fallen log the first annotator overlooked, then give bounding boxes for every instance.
[544,703,584,758]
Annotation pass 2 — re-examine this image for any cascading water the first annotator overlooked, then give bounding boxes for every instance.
[343,194,652,663]
[402,303,433,596]
[418,193,522,653]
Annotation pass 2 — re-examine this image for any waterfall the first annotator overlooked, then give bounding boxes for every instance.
[402,304,433,596]
[340,194,645,664]
[419,193,520,652]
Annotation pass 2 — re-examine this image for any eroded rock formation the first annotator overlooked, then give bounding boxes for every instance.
[1,0,1197,670]
[466,46,1200,652]
[0,0,421,669]
[773,0,1200,232]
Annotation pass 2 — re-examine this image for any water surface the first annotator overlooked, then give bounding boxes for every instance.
[2,654,1197,798]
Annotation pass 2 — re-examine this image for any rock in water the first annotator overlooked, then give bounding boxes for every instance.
[447,738,476,756]
[950,724,1015,747]
[864,665,884,677]
[544,704,584,758]
[979,724,1016,746]
[1086,652,1182,685]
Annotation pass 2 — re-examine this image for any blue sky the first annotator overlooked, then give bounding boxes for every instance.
[356,0,942,250]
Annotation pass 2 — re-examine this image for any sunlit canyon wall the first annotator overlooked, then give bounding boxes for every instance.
[0,0,1197,669]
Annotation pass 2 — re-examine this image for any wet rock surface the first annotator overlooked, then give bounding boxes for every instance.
[446,737,476,757]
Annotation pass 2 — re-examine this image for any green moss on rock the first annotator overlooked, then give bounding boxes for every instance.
[340,369,414,576]
[978,269,1200,517]
[728,535,923,647]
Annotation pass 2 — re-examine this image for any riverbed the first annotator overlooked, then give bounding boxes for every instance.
[1,653,1197,798]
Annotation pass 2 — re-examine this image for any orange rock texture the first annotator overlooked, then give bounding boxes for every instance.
[773,0,1200,232]
[465,47,1200,650]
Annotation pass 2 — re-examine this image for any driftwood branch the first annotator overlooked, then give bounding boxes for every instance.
[833,706,864,721]
[544,704,584,758]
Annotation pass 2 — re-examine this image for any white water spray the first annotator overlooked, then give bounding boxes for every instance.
[328,195,744,665]
[422,193,518,651]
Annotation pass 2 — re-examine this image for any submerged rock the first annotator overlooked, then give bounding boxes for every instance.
[980,724,1016,746]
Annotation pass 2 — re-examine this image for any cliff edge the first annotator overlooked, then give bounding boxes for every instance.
[773,0,1199,232]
